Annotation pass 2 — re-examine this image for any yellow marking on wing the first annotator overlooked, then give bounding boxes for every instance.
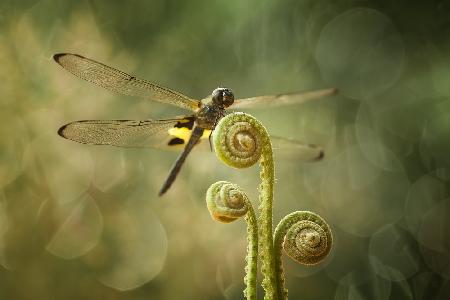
[168,127,211,142]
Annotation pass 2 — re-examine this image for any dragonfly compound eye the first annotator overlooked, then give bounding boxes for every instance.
[212,87,234,107]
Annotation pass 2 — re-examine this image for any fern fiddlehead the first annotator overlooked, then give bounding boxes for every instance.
[274,211,333,300]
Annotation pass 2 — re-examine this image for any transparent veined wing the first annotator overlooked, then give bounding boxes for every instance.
[271,135,324,162]
[231,87,337,109]
[54,53,201,112]
[58,118,324,160]
[58,116,207,150]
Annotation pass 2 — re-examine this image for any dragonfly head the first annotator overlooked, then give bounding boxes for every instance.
[212,87,234,108]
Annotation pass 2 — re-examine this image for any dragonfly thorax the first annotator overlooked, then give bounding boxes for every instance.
[196,103,226,130]
[211,87,234,108]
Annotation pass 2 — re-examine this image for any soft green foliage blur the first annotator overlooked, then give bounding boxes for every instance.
[1,0,450,299]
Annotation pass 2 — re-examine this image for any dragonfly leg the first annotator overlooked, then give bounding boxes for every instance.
[208,132,213,152]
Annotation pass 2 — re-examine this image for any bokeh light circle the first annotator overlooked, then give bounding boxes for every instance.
[404,174,448,236]
[334,270,391,300]
[420,113,450,167]
[0,114,27,188]
[46,194,103,259]
[23,134,94,204]
[90,199,168,291]
[316,8,405,100]
[320,145,409,237]
[417,199,450,253]
[369,224,420,281]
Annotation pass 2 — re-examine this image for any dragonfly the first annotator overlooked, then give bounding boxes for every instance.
[54,53,336,196]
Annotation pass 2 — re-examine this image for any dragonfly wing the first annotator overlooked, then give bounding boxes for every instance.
[58,116,202,150]
[232,88,337,109]
[271,135,324,162]
[54,53,201,112]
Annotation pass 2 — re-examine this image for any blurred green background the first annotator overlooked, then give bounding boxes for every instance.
[1,0,450,299]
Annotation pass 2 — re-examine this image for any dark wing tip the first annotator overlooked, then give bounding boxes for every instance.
[53,53,86,64]
[315,149,325,161]
[53,53,67,63]
[57,123,69,138]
